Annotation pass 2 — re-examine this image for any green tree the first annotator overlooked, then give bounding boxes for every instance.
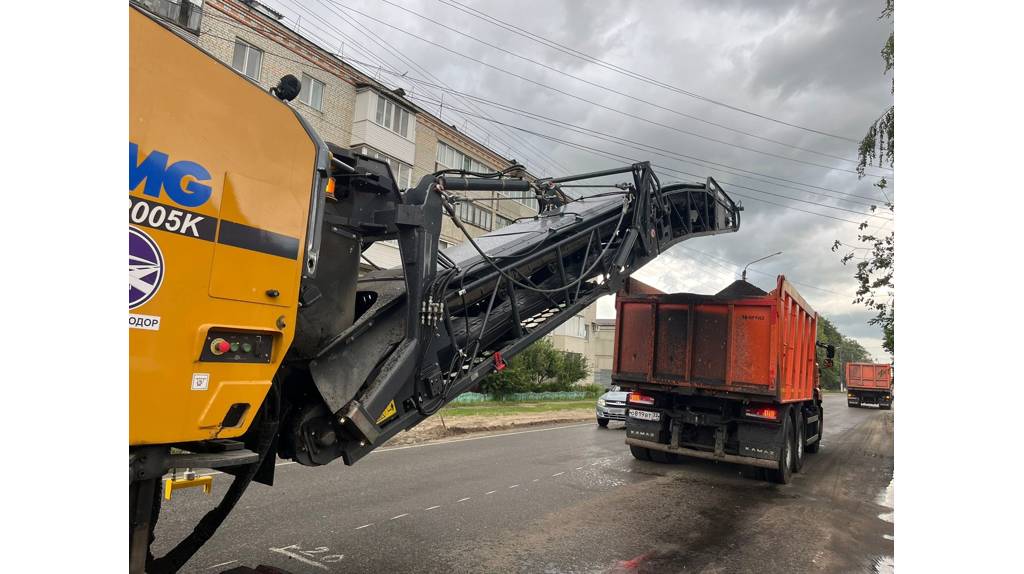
[479,339,590,397]
[815,316,872,390]
[834,0,895,356]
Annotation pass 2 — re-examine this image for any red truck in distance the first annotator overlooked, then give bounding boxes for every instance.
[612,276,835,484]
[845,362,893,409]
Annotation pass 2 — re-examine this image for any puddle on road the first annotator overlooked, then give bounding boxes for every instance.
[876,478,894,525]
[872,555,895,574]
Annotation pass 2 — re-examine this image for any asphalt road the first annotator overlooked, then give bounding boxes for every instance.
[153,394,894,573]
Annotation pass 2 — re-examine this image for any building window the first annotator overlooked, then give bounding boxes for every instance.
[299,74,325,111]
[375,95,411,138]
[494,214,514,229]
[137,0,203,33]
[436,142,491,174]
[356,146,413,189]
[498,189,539,211]
[231,39,263,80]
[559,316,588,339]
[455,199,492,230]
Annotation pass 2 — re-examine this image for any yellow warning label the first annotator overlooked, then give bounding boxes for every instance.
[376,400,397,424]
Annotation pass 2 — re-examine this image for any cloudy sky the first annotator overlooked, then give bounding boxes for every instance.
[263,0,895,360]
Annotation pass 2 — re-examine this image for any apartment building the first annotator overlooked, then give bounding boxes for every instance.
[135,0,599,368]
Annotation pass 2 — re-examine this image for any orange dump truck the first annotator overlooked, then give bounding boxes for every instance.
[846,362,893,409]
[613,276,834,483]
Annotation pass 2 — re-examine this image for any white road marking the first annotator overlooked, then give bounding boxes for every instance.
[177,423,594,478]
[457,497,471,503]
[485,490,497,495]
[355,523,373,530]
[508,484,520,489]
[390,513,409,520]
[269,546,328,570]
[575,466,584,470]
[552,472,564,477]
[425,505,441,510]
[206,560,238,570]
[532,478,540,482]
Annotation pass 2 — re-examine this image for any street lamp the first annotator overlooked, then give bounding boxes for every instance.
[741,251,783,281]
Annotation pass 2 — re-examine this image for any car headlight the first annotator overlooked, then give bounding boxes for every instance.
[597,398,606,407]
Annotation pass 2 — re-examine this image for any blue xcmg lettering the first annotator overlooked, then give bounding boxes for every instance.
[129,142,212,208]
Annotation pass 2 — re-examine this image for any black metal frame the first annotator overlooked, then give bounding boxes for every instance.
[286,159,741,467]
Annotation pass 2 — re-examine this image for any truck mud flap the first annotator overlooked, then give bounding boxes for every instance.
[625,417,668,443]
[736,423,782,462]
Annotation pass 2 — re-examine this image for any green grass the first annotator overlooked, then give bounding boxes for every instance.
[440,400,595,417]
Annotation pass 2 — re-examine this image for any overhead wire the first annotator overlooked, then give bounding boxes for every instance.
[200,13,883,226]
[374,0,866,165]
[329,0,891,178]
[326,57,889,202]
[433,0,862,144]
[308,0,571,177]
[206,7,564,177]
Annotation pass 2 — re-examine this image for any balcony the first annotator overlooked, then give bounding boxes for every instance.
[133,0,203,35]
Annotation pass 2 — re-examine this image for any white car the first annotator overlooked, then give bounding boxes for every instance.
[596,385,629,427]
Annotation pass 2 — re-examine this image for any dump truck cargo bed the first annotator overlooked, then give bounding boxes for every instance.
[846,362,893,391]
[613,275,818,403]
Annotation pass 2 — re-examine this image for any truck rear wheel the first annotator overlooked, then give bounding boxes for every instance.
[768,415,794,484]
[629,445,652,461]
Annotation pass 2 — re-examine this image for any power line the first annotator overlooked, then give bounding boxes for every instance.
[329,57,889,204]
[276,2,567,177]
[527,131,871,225]
[307,0,571,177]
[200,17,879,226]
[677,246,854,297]
[403,100,892,222]
[433,0,862,145]
[373,0,866,166]
[404,90,884,209]
[328,0,891,178]
[203,8,564,177]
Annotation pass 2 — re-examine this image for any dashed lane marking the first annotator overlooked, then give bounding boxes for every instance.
[425,505,441,511]
[390,513,409,520]
[457,497,471,503]
[269,546,328,570]
[189,423,594,478]
[355,523,373,530]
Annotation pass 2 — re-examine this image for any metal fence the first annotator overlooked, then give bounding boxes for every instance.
[450,391,593,403]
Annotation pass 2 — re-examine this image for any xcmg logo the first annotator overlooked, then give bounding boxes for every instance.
[129,142,212,208]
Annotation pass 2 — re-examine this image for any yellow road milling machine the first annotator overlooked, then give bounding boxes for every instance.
[129,6,742,572]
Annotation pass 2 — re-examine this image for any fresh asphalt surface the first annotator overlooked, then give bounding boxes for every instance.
[153,394,894,573]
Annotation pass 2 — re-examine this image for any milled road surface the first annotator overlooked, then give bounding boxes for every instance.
[154,394,894,573]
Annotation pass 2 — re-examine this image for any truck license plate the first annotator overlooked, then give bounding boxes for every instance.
[629,409,661,422]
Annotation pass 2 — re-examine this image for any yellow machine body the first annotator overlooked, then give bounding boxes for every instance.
[129,7,322,445]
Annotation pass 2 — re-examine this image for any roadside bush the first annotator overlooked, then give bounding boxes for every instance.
[577,384,605,398]
[480,340,591,396]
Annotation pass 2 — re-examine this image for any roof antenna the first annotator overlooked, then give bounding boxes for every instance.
[741,251,782,281]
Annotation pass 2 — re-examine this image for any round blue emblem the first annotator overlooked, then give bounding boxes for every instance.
[129,226,165,310]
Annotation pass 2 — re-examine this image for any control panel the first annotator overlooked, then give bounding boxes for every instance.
[199,330,274,363]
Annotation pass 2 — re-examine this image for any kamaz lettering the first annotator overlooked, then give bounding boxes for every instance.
[129,142,213,208]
